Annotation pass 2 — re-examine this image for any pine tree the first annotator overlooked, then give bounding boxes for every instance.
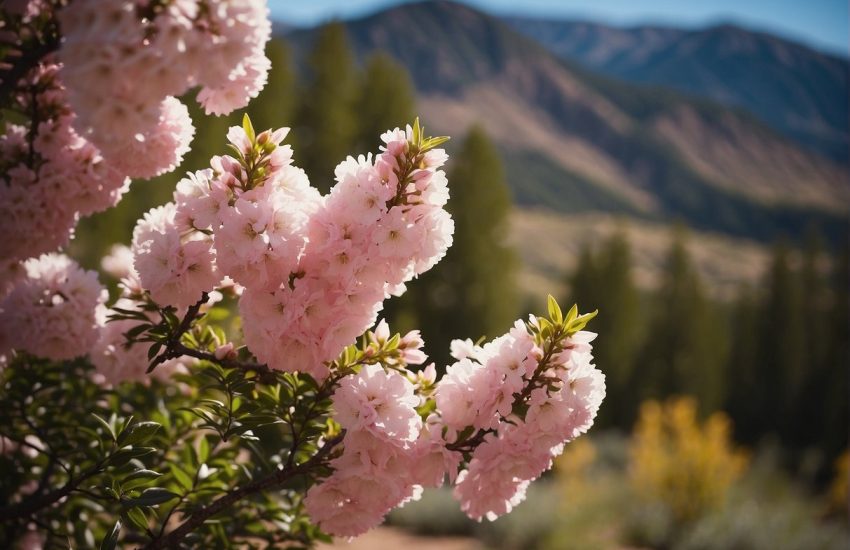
[566,232,643,430]
[394,126,519,368]
[792,230,831,450]
[724,284,761,443]
[247,39,296,131]
[352,53,416,156]
[822,237,849,461]
[291,22,358,192]
[636,228,726,416]
[757,241,806,442]
[568,244,599,307]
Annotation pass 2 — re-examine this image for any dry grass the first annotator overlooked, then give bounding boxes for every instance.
[509,208,774,302]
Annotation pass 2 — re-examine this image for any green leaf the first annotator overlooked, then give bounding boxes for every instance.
[91,413,116,442]
[422,135,450,151]
[124,323,152,341]
[242,113,256,143]
[99,520,120,550]
[123,488,178,508]
[123,507,149,531]
[147,342,162,360]
[198,435,210,464]
[568,309,598,333]
[109,447,156,466]
[565,304,579,327]
[547,294,563,325]
[386,333,400,349]
[122,469,162,491]
[411,117,421,146]
[169,464,194,492]
[117,421,161,447]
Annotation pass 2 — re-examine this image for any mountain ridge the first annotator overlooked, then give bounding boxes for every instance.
[504,15,850,162]
[283,0,849,245]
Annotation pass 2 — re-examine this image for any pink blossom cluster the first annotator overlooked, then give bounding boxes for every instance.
[446,326,604,521]
[58,0,271,177]
[131,120,454,381]
[0,254,106,361]
[0,63,129,266]
[304,362,424,537]
[241,128,453,380]
[304,322,456,537]
[305,316,605,536]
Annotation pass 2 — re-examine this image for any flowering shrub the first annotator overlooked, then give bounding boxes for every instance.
[630,397,748,523]
[0,1,605,548]
[0,0,270,270]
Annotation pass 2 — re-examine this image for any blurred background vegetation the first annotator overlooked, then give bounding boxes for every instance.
[71,1,849,547]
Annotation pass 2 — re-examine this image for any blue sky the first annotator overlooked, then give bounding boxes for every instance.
[269,0,849,56]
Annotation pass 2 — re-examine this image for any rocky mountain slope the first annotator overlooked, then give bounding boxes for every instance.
[284,1,849,245]
[505,17,850,163]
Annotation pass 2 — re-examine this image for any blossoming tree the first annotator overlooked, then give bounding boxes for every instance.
[0,1,605,548]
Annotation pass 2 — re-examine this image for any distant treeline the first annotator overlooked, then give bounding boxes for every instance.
[564,228,848,476]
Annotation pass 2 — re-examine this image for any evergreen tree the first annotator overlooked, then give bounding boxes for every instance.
[393,126,519,367]
[291,22,358,192]
[352,53,416,156]
[568,244,599,307]
[793,230,831,450]
[724,284,761,443]
[247,39,296,130]
[757,241,805,442]
[636,229,726,415]
[822,236,849,461]
[566,232,643,430]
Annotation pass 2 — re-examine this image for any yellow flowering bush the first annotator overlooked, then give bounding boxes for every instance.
[630,397,748,523]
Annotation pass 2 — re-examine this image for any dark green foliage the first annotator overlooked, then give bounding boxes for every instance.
[565,232,643,429]
[727,231,848,475]
[756,242,806,444]
[291,22,359,192]
[0,313,420,548]
[822,238,850,461]
[246,39,297,130]
[637,229,727,416]
[724,284,761,442]
[566,224,847,474]
[391,127,519,367]
[351,53,416,156]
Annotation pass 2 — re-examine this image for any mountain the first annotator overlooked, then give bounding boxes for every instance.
[504,17,850,163]
[283,0,849,245]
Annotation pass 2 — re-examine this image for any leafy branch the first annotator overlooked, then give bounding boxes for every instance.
[142,431,345,550]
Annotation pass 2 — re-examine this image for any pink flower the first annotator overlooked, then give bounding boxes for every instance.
[174,169,230,231]
[198,53,270,116]
[132,203,221,308]
[100,244,135,280]
[0,254,106,360]
[106,97,195,179]
[304,472,396,538]
[399,329,427,365]
[333,364,421,442]
[452,424,551,521]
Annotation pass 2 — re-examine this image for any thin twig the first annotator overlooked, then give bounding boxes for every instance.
[147,293,210,374]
